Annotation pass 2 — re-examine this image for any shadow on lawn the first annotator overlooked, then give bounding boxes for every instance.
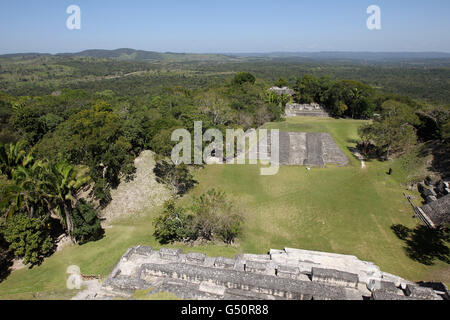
[0,237,14,283]
[391,224,450,266]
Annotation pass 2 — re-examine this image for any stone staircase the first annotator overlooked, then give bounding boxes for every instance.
[285,103,330,118]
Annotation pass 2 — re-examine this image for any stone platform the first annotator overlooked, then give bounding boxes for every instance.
[249,132,349,167]
[285,103,330,117]
[76,246,447,301]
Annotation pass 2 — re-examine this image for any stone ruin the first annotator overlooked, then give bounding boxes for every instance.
[268,86,295,96]
[418,179,450,204]
[249,132,349,167]
[285,103,330,117]
[76,246,448,300]
[416,179,450,228]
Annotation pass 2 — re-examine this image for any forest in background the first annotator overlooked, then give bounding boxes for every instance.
[1,51,450,104]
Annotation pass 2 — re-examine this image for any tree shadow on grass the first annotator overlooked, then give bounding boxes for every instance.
[0,253,13,283]
[391,224,450,266]
[0,236,14,283]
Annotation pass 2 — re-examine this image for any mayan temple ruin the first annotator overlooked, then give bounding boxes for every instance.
[249,131,349,167]
[285,103,330,118]
[75,246,448,300]
[268,86,330,118]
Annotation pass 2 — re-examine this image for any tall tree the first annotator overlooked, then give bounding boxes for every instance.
[359,100,420,159]
[0,141,32,179]
[47,162,91,240]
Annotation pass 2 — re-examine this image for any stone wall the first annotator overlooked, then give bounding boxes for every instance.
[77,246,446,301]
[285,103,330,117]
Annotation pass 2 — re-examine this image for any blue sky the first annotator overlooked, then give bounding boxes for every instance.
[0,0,449,54]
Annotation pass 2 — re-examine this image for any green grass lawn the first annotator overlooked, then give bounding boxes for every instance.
[0,117,448,299]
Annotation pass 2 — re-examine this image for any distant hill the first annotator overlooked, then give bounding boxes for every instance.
[2,49,450,64]
[0,48,238,63]
[230,51,450,62]
[0,52,52,59]
[57,48,164,60]
[56,48,238,62]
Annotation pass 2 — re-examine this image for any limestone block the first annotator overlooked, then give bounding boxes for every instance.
[159,248,182,261]
[214,257,236,269]
[372,290,412,300]
[405,285,441,300]
[245,260,267,274]
[312,267,359,288]
[367,279,399,293]
[134,245,153,256]
[186,252,206,265]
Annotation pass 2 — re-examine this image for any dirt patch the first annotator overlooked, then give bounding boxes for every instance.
[100,150,171,226]
[11,258,26,272]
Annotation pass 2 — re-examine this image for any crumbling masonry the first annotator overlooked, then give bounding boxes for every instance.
[78,246,448,300]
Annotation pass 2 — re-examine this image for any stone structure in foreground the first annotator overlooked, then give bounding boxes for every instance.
[78,246,448,300]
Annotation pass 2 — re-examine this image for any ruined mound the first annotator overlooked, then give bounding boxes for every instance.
[100,150,171,225]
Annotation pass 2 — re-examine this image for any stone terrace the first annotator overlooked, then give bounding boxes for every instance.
[249,132,349,167]
[285,103,330,117]
[77,246,448,300]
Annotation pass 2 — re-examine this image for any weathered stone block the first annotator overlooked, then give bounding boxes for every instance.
[405,285,441,300]
[134,245,153,256]
[312,267,359,288]
[277,265,299,279]
[186,252,206,265]
[214,257,236,269]
[245,261,267,274]
[367,279,398,293]
[159,248,182,261]
[372,290,411,300]
[121,247,136,262]
[241,253,271,262]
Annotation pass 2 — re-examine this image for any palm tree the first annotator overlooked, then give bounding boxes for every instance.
[0,141,30,179]
[47,162,91,241]
[11,160,51,218]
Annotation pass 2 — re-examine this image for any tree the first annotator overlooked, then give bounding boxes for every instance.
[232,72,256,86]
[3,214,54,267]
[153,200,194,244]
[295,75,320,104]
[190,189,243,244]
[415,105,450,141]
[0,141,32,179]
[153,160,197,197]
[71,200,104,245]
[36,101,135,206]
[274,78,288,88]
[153,190,244,245]
[359,100,420,159]
[10,160,52,218]
[10,103,47,146]
[198,90,234,126]
[47,162,92,241]
[0,224,13,281]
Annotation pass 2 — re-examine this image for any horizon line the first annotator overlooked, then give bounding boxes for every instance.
[2,48,450,56]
